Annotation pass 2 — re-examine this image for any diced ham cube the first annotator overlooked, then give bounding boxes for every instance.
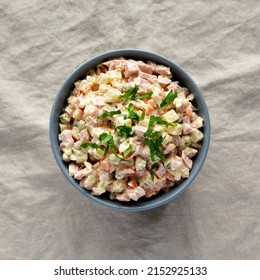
[103,59,125,70]
[60,129,74,149]
[100,170,113,181]
[166,171,175,181]
[172,135,182,146]
[153,162,166,179]
[134,125,147,137]
[65,105,74,117]
[124,61,139,77]
[135,168,146,177]
[133,76,151,92]
[116,168,136,177]
[182,153,193,169]
[116,187,145,201]
[158,75,171,87]
[137,61,153,74]
[182,116,192,135]
[80,129,90,142]
[86,117,98,127]
[163,143,176,154]
[74,168,92,180]
[155,65,171,76]
[71,127,79,141]
[183,147,198,158]
[100,157,114,171]
[191,116,203,129]
[91,96,105,106]
[139,71,157,83]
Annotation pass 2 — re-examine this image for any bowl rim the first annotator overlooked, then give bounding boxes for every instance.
[49,49,210,211]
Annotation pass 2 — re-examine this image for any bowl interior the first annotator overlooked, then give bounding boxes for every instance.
[49,49,210,211]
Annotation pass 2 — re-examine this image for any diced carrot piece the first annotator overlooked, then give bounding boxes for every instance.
[128,178,138,189]
[146,105,154,115]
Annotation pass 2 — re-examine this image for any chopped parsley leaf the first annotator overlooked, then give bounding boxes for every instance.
[115,125,134,137]
[119,85,139,100]
[97,110,121,120]
[136,91,153,100]
[126,103,140,121]
[80,142,99,149]
[123,145,132,158]
[160,89,178,107]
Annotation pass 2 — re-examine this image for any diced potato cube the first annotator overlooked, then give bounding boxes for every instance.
[90,127,109,139]
[135,157,146,171]
[108,153,121,165]
[76,153,88,163]
[118,142,130,153]
[138,118,150,127]
[167,123,183,135]
[86,75,97,84]
[190,129,204,143]
[103,88,121,103]
[83,175,97,190]
[68,96,77,108]
[62,153,70,162]
[59,123,71,132]
[107,69,122,80]
[114,116,132,127]
[77,120,86,131]
[182,135,192,146]
[60,112,71,124]
[111,179,127,193]
[88,148,104,160]
[92,181,106,195]
[72,108,83,121]
[115,173,124,180]
[84,161,92,169]
[96,73,109,85]
[148,99,156,107]
[83,104,97,116]
[78,80,92,94]
[151,89,163,105]
[64,147,72,156]
[162,110,179,123]
[162,133,173,147]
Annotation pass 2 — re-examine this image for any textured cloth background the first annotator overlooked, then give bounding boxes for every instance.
[0,0,260,259]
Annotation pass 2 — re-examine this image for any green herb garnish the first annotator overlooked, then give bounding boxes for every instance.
[150,131,163,138]
[143,116,169,161]
[123,145,133,158]
[144,115,156,137]
[126,103,140,121]
[137,91,153,100]
[153,116,176,127]
[144,115,176,137]
[120,85,139,100]
[120,85,153,101]
[160,89,178,107]
[99,133,113,156]
[140,109,145,121]
[99,133,113,144]
[80,142,99,149]
[115,125,134,137]
[97,110,121,120]
[99,133,128,161]
[150,163,158,181]
[144,137,165,162]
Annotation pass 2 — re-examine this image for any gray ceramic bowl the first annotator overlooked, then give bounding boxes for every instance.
[49,49,210,211]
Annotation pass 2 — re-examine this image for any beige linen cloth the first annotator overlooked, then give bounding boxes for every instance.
[0,0,259,259]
